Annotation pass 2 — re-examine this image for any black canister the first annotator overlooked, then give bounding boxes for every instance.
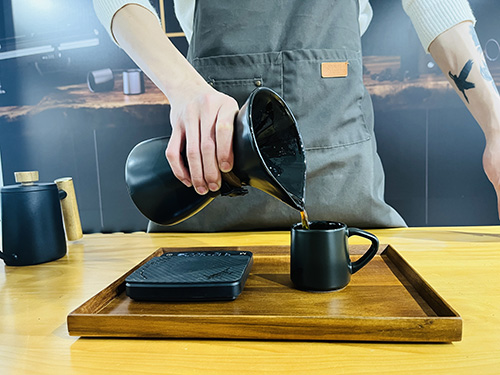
[0,172,67,266]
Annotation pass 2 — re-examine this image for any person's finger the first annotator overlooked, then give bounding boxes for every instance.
[215,100,238,173]
[165,127,192,187]
[200,108,221,192]
[185,117,207,195]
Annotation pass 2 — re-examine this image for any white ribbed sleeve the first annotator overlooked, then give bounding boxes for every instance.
[92,0,160,44]
[403,0,476,52]
[94,0,477,52]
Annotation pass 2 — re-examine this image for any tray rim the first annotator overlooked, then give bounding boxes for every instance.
[67,244,462,342]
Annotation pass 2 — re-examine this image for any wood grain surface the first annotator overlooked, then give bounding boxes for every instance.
[1,227,500,374]
[67,245,461,342]
[4,60,499,121]
[0,75,168,121]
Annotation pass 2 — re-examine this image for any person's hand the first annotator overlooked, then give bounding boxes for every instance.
[482,131,500,219]
[166,83,239,195]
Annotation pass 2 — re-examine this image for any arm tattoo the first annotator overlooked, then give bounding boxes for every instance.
[480,61,500,95]
[449,59,475,103]
[469,24,481,51]
[469,24,499,94]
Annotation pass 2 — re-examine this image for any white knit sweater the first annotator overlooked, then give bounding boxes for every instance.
[92,0,476,52]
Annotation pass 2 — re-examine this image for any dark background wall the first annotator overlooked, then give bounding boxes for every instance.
[0,0,498,232]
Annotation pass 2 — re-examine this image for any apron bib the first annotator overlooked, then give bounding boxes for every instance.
[149,0,406,232]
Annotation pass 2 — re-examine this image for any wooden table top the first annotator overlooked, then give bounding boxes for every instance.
[1,226,500,374]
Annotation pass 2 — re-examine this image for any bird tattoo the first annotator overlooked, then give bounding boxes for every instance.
[449,59,475,103]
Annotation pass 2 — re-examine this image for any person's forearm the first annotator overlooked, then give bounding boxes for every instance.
[429,21,500,138]
[111,4,207,105]
[112,4,238,194]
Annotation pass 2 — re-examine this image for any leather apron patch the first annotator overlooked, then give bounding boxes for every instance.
[321,62,349,78]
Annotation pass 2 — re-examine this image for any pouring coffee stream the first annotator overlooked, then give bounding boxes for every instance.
[300,210,311,230]
[125,87,308,227]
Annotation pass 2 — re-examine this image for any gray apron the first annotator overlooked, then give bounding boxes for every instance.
[149,0,406,232]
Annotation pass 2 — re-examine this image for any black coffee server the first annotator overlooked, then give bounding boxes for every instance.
[0,171,82,266]
[125,87,307,225]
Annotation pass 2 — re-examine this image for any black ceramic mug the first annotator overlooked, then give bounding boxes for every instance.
[290,221,379,291]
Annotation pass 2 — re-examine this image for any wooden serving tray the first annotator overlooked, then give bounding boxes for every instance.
[67,245,462,342]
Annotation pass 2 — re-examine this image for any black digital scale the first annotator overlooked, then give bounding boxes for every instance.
[125,250,253,302]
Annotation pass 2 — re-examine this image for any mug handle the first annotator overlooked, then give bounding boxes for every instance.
[347,228,379,274]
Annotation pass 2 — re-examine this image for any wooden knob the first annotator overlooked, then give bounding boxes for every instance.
[55,177,83,241]
[15,171,39,185]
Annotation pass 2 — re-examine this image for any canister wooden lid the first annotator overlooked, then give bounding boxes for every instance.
[14,171,39,185]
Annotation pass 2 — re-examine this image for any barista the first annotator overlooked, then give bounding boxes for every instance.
[93,0,500,231]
